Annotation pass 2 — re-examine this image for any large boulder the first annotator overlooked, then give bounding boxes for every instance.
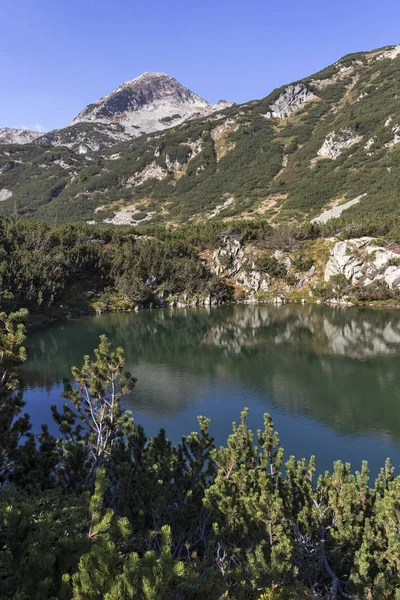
[325,238,400,288]
[324,238,371,283]
[317,129,363,160]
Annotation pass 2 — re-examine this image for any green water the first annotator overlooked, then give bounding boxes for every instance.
[21,304,400,475]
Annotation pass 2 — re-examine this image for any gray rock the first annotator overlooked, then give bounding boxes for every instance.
[311,194,366,224]
[383,265,400,288]
[0,189,12,202]
[317,129,363,160]
[324,238,400,288]
[263,83,317,119]
[306,265,316,277]
[211,237,249,279]
[283,256,292,272]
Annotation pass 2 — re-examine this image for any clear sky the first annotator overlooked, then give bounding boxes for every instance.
[1,0,399,132]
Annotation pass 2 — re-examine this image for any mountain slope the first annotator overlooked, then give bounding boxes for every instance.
[1,44,400,227]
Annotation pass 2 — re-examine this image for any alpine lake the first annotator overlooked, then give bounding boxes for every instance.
[21,304,400,477]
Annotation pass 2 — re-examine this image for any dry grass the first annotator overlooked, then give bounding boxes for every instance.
[211,120,237,161]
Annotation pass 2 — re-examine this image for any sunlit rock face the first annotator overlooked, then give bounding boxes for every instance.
[71,72,213,135]
[317,129,363,159]
[211,236,246,277]
[325,238,400,289]
[263,83,318,119]
[311,194,367,224]
[210,236,270,296]
[375,44,400,61]
[0,188,12,201]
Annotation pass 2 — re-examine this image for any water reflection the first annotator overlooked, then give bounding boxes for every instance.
[21,305,400,453]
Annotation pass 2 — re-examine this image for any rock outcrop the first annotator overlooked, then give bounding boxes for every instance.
[325,238,400,288]
[211,236,246,277]
[209,236,270,297]
[263,83,318,119]
[310,65,354,89]
[376,44,400,61]
[209,237,315,299]
[127,162,168,186]
[0,188,12,201]
[385,124,400,148]
[317,129,363,159]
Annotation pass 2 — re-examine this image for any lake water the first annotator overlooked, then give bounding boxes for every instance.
[21,304,400,476]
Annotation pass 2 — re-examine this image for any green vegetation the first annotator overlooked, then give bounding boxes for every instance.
[254,254,287,278]
[1,311,400,599]
[0,216,233,317]
[3,212,400,322]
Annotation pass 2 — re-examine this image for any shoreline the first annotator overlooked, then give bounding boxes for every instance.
[26,294,400,332]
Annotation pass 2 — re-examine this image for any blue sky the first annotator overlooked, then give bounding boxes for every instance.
[1,0,399,132]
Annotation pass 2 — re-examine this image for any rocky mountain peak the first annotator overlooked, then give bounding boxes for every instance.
[109,71,207,103]
[37,71,233,154]
[70,71,213,140]
[132,71,168,79]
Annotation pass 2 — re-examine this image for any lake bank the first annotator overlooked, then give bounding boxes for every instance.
[26,290,400,332]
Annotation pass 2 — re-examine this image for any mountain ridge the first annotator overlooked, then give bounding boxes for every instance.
[1,43,400,229]
[0,127,43,145]
[2,72,234,154]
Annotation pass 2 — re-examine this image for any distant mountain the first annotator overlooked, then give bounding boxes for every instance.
[1,44,400,228]
[0,127,42,145]
[37,72,233,153]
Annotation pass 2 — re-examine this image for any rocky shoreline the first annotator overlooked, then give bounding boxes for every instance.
[27,234,400,331]
[28,292,400,333]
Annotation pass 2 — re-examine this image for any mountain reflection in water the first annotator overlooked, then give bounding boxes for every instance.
[21,305,400,474]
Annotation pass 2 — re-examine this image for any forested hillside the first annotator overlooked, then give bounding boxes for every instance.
[0,216,235,319]
[1,45,400,227]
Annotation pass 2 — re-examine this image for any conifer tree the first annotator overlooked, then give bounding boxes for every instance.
[204,410,293,595]
[3,328,400,599]
[71,468,185,600]
[0,488,90,599]
[52,335,136,488]
[351,461,400,597]
[0,309,31,485]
